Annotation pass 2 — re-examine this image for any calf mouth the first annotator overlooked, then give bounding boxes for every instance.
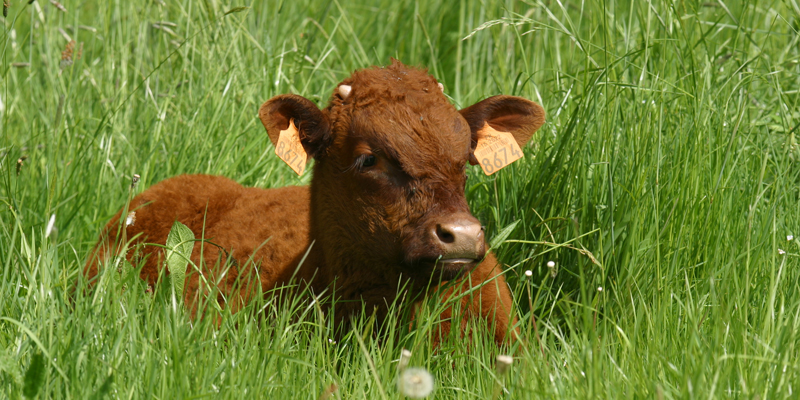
[430,257,479,281]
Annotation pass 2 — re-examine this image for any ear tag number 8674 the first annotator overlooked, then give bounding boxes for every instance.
[474,122,524,175]
[276,119,307,176]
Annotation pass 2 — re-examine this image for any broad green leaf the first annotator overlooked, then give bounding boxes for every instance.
[90,373,113,400]
[0,347,21,384]
[165,221,195,302]
[489,219,520,249]
[22,352,45,398]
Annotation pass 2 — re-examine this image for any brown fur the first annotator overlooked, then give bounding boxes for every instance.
[84,60,545,345]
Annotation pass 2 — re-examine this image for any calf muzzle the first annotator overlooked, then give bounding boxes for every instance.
[427,213,486,280]
[432,214,485,260]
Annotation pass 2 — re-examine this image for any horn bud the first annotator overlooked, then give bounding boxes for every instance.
[438,82,444,92]
[338,85,352,99]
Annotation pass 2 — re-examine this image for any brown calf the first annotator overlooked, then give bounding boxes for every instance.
[84,60,545,345]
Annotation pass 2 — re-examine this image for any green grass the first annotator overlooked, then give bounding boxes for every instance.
[2,0,800,398]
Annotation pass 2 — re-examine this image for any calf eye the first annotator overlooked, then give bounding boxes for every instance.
[350,154,377,172]
[361,155,376,168]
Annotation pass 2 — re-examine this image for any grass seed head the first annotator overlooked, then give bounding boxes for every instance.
[131,173,140,189]
[59,41,82,70]
[319,383,338,400]
[16,155,27,175]
[45,214,56,238]
[49,0,66,12]
[60,40,75,69]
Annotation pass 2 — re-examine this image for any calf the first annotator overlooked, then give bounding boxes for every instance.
[84,60,545,345]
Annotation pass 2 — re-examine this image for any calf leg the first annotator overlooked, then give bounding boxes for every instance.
[424,253,519,346]
[467,253,519,345]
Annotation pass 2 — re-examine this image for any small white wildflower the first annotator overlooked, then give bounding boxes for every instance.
[398,349,412,371]
[547,261,557,278]
[524,270,533,277]
[126,211,136,226]
[778,249,786,255]
[45,213,56,238]
[327,338,336,345]
[397,367,434,398]
[597,287,603,292]
[496,355,513,375]
[787,235,794,241]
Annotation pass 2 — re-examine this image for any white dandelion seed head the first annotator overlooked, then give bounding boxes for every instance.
[778,249,786,255]
[496,355,513,375]
[548,261,558,278]
[524,270,533,277]
[787,235,794,241]
[397,367,434,398]
[597,286,603,292]
[398,349,412,371]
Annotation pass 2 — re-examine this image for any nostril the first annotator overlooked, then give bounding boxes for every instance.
[435,224,456,244]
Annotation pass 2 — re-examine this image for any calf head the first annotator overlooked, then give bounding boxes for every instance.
[259,60,545,290]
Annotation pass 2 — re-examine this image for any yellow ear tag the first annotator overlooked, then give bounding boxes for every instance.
[474,122,524,175]
[275,119,307,176]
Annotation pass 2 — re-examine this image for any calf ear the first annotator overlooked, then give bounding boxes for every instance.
[459,95,545,149]
[258,94,332,159]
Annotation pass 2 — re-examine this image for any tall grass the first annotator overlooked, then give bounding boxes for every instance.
[2,0,799,398]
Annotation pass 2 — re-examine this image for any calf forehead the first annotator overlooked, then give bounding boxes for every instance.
[355,99,468,170]
[330,62,471,176]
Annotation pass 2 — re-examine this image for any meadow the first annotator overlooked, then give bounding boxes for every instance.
[2,0,800,398]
